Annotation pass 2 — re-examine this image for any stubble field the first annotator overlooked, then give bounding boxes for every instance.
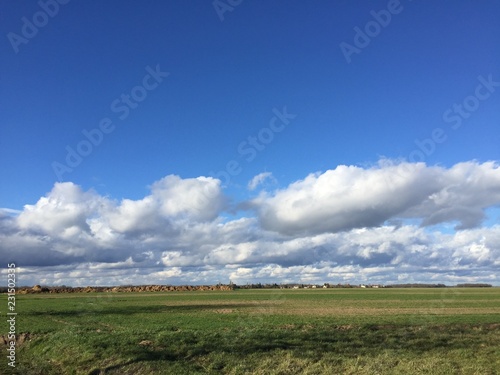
[1,287,500,374]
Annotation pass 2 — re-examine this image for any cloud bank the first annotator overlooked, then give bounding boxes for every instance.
[254,160,500,235]
[1,160,499,286]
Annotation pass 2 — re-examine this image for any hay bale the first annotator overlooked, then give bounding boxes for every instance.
[32,285,42,293]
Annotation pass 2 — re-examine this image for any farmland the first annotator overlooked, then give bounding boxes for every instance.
[1,288,500,374]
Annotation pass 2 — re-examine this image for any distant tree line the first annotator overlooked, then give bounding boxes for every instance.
[455,283,492,288]
[237,283,281,289]
[385,283,447,288]
[385,283,493,288]
[237,283,359,289]
[0,282,494,293]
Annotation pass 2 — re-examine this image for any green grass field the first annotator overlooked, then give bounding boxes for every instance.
[2,288,500,374]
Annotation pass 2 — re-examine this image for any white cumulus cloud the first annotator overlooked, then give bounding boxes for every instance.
[248,172,275,191]
[253,160,500,235]
[1,160,500,286]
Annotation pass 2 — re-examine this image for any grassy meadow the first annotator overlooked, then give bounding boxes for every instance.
[1,287,500,374]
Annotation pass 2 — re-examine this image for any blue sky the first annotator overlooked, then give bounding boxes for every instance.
[1,1,500,286]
